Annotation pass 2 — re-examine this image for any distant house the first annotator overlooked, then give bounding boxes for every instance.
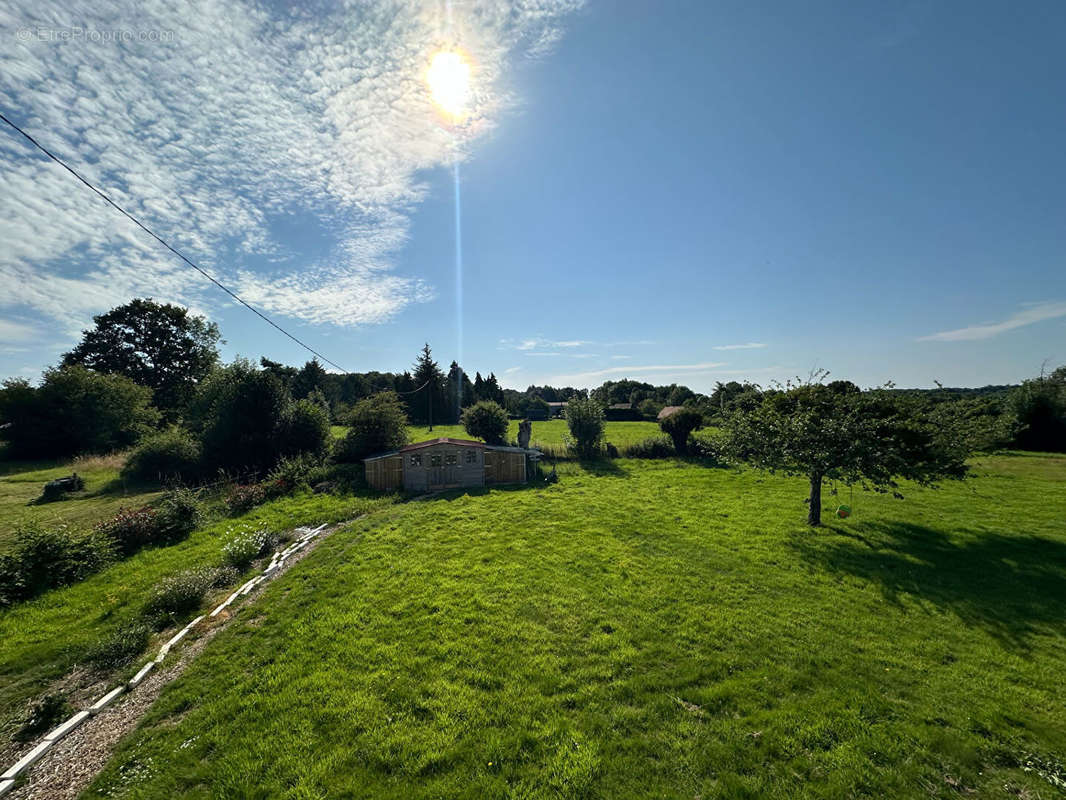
[657,405,683,421]
[545,401,568,418]
[364,437,536,492]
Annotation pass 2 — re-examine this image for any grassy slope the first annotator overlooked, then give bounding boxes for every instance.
[0,490,394,738]
[85,453,1066,799]
[0,455,163,550]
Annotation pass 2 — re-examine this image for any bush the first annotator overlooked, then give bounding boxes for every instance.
[336,391,409,462]
[1009,372,1066,452]
[155,487,204,542]
[622,436,676,458]
[14,693,71,743]
[122,428,203,484]
[224,483,268,515]
[211,565,240,588]
[187,360,291,474]
[95,505,160,555]
[221,526,278,571]
[85,621,152,669]
[144,567,218,624]
[0,367,159,459]
[461,401,509,445]
[280,398,332,459]
[0,523,114,606]
[565,396,606,459]
[268,454,328,493]
[659,407,705,454]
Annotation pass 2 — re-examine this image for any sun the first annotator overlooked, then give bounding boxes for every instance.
[427,50,472,120]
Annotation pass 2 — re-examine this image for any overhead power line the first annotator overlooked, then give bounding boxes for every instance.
[0,110,350,374]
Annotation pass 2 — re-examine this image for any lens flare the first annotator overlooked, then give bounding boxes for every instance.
[427,50,471,119]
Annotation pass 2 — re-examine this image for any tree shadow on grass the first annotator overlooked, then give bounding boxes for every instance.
[788,520,1066,650]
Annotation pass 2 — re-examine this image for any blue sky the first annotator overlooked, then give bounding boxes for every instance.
[1,0,1064,393]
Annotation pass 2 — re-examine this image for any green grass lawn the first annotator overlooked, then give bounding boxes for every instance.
[84,453,1066,799]
[0,485,395,743]
[0,454,163,550]
[332,420,674,450]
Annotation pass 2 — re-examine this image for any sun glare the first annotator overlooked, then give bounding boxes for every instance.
[427,50,471,120]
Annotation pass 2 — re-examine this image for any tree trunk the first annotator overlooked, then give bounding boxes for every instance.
[807,472,823,526]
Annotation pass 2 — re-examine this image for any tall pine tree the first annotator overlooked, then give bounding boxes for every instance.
[409,344,447,427]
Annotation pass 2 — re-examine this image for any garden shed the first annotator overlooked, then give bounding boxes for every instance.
[364,437,536,492]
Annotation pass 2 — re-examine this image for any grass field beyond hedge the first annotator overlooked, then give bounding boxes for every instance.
[332,420,683,451]
[0,455,162,550]
[86,453,1066,799]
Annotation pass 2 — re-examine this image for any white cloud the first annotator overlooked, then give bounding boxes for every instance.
[503,366,521,374]
[0,319,38,343]
[918,301,1066,342]
[713,342,766,351]
[503,337,591,351]
[0,0,581,332]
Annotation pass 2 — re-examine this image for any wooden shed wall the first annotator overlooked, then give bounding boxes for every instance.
[484,450,526,485]
[365,454,403,491]
[403,443,485,491]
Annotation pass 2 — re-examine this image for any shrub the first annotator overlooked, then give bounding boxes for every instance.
[14,693,71,743]
[461,401,509,445]
[1009,371,1066,452]
[95,505,160,555]
[224,483,268,515]
[336,391,409,462]
[221,526,278,571]
[0,367,159,459]
[0,523,114,606]
[565,396,606,459]
[86,621,152,669]
[637,399,663,420]
[144,567,218,624]
[268,454,328,494]
[689,435,724,463]
[188,359,291,473]
[121,428,203,484]
[155,488,204,542]
[659,407,705,455]
[280,398,332,459]
[211,565,240,588]
[622,436,676,459]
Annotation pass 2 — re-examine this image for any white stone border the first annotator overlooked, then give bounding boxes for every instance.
[0,522,330,795]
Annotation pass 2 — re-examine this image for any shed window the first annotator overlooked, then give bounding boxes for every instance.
[409,454,422,466]
[430,454,442,467]
[465,450,477,464]
[445,453,458,465]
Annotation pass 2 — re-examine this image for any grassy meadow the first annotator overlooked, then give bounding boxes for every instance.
[0,454,163,550]
[82,452,1066,799]
[332,419,695,453]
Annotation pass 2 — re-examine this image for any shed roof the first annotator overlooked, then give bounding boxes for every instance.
[400,437,486,452]
[364,437,539,462]
[657,405,684,420]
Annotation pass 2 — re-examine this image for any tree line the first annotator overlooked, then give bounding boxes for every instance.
[2,298,1064,478]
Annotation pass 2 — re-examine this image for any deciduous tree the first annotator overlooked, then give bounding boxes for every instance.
[720,379,970,525]
[62,298,220,418]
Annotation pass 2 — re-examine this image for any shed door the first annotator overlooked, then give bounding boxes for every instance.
[427,451,444,487]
